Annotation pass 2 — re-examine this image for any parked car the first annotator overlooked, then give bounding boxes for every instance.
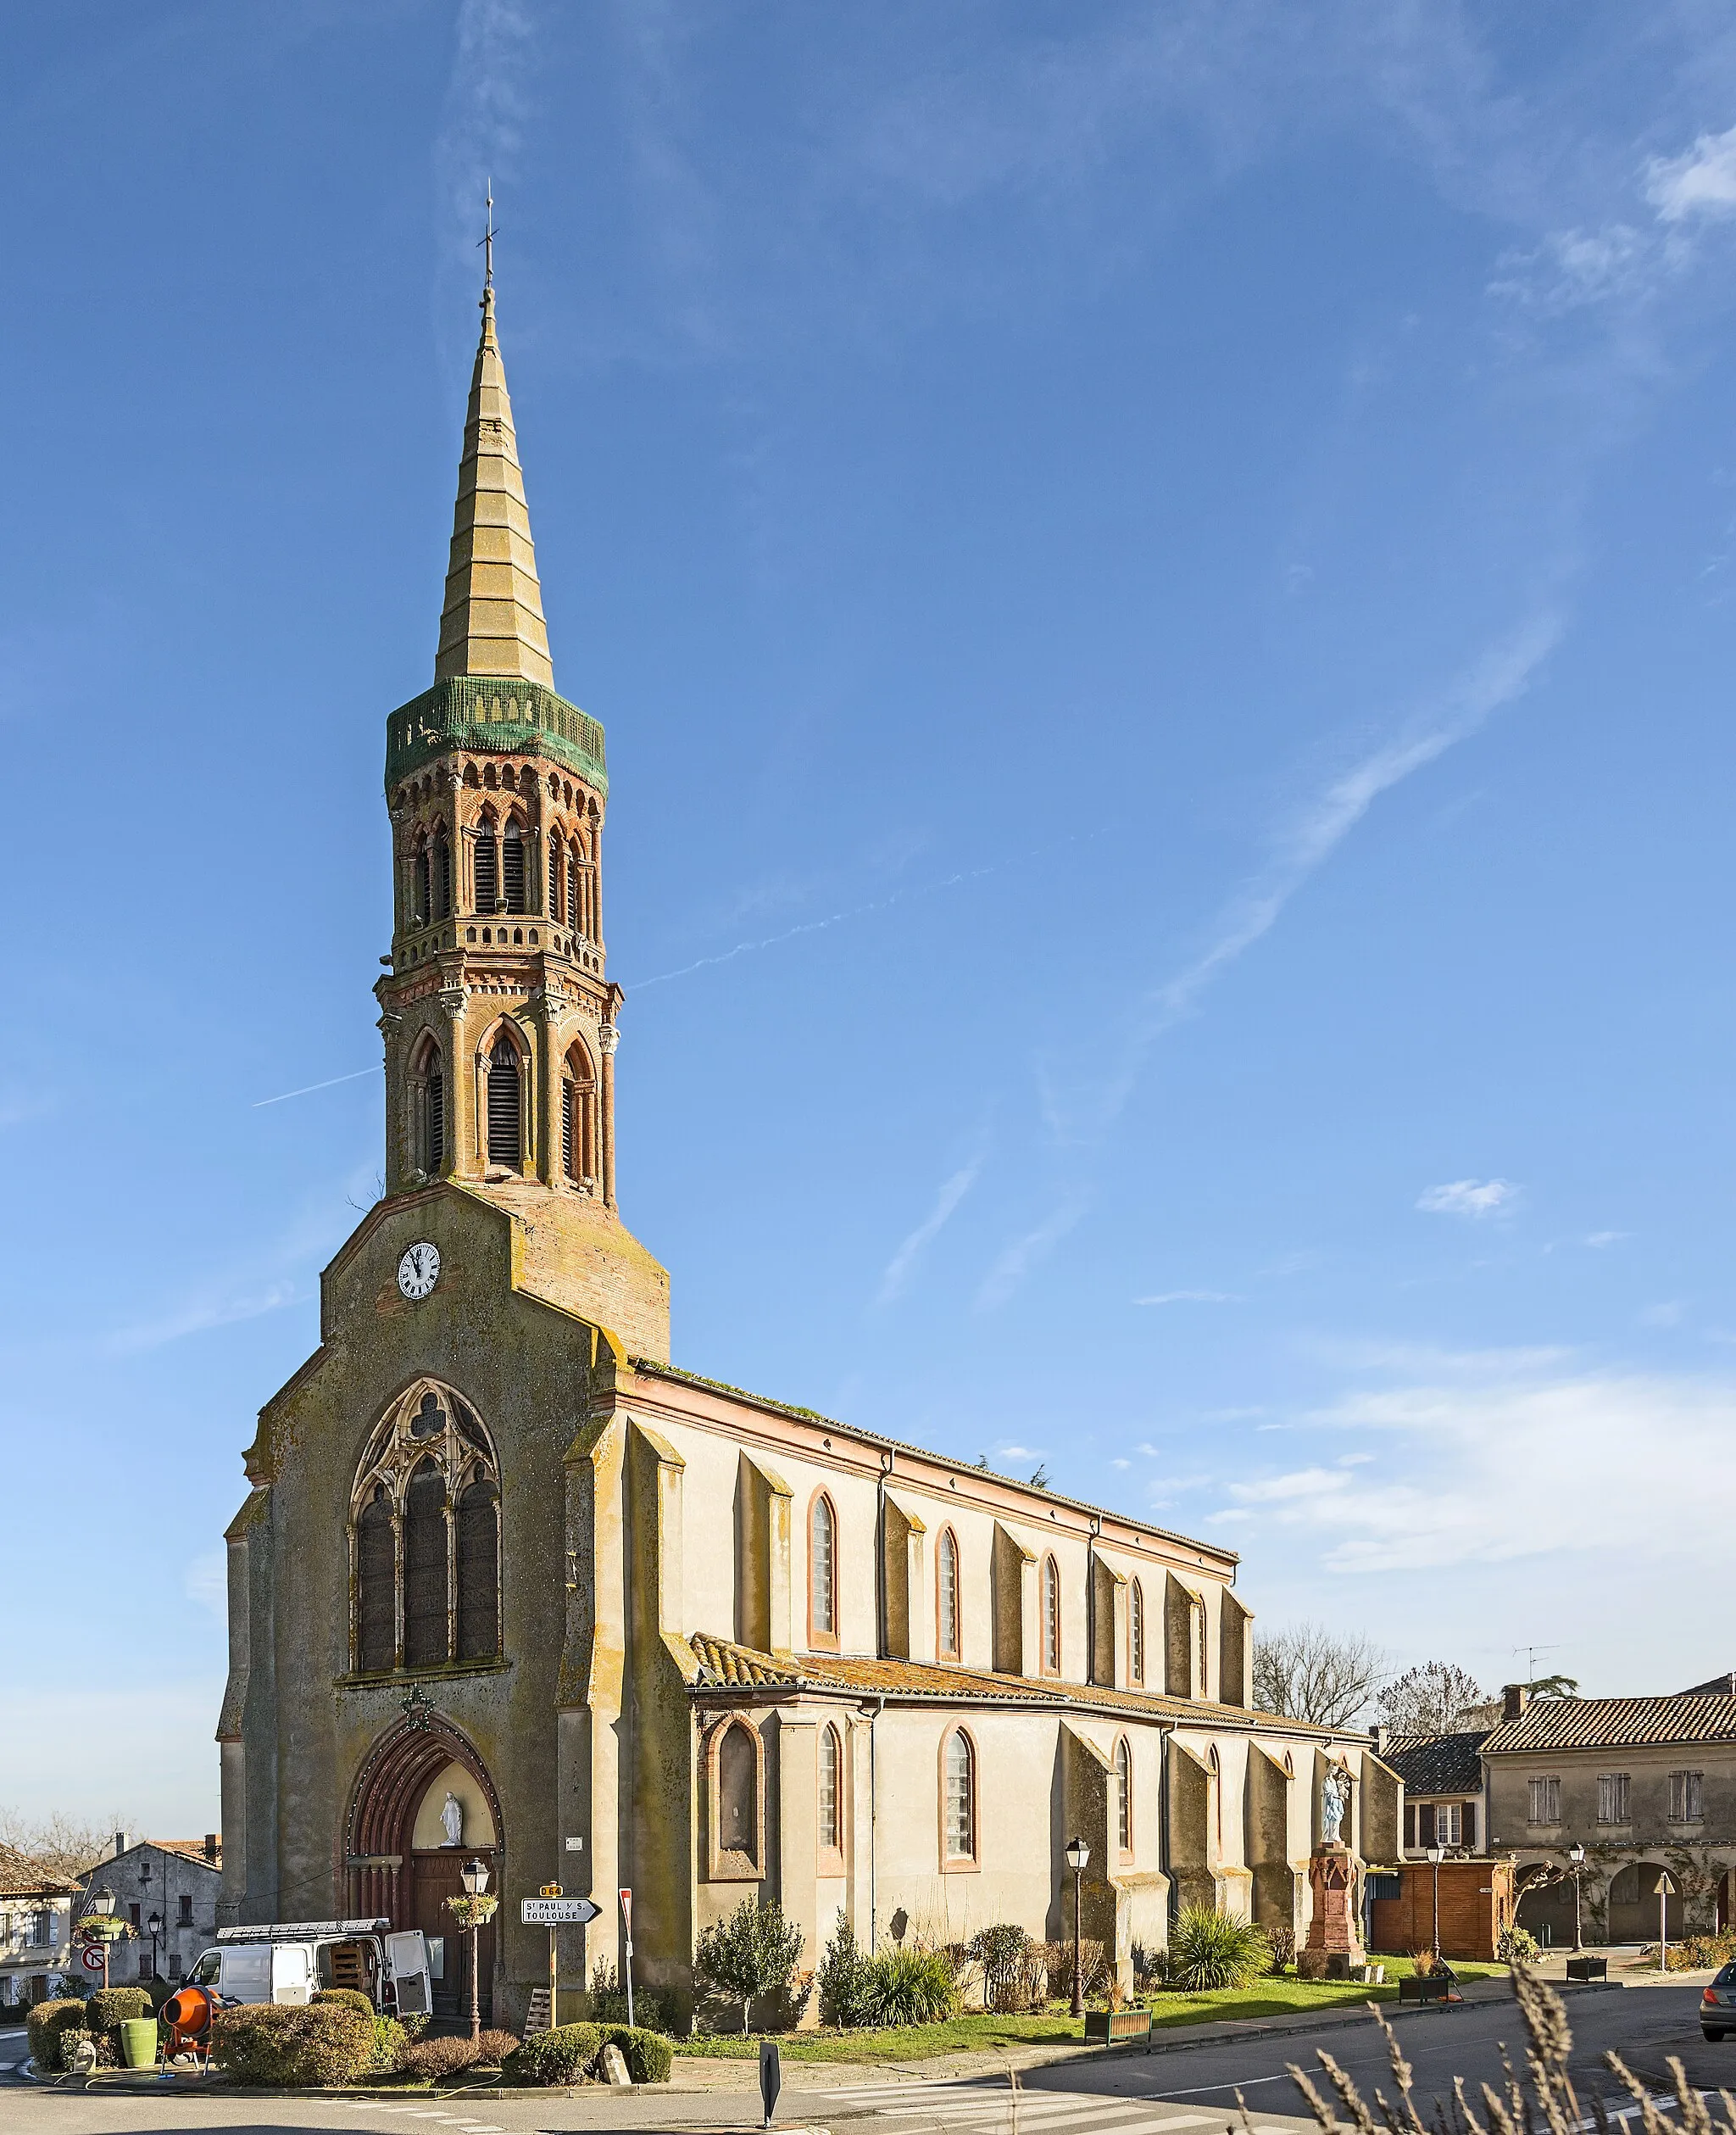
[186,1918,432,2016]
[1702,1962,1736,2040]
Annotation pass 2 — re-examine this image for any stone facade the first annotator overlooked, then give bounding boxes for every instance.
[219,277,1405,2028]
[76,1837,222,1985]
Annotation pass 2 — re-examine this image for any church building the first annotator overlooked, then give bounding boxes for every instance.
[217,272,1401,2026]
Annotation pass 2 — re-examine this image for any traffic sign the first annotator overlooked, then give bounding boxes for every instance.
[81,1947,106,1973]
[521,1897,600,1926]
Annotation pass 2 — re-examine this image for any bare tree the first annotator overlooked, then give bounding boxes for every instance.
[0,1809,130,1883]
[1377,1660,1487,1736]
[1252,1622,1388,1727]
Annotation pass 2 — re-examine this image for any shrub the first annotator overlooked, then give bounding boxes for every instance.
[1166,1907,1271,1992]
[88,1987,153,2032]
[370,2015,408,2072]
[474,2027,519,2065]
[818,1915,871,2027]
[855,1946,960,2027]
[402,2035,480,2078]
[398,2010,431,2041]
[1043,1937,1107,2004]
[313,1988,376,2018]
[1497,1925,1541,1965]
[209,2002,378,2087]
[1266,1923,1297,1974]
[500,2021,602,2087]
[694,1898,804,2034]
[601,2023,675,2083]
[971,1924,1036,2013]
[581,1961,676,2034]
[26,2000,91,2072]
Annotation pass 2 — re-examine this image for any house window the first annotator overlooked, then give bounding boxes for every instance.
[29,1909,53,1945]
[1527,1775,1561,1825]
[810,1494,837,1644]
[178,1894,192,1926]
[938,1529,960,1660]
[351,1380,502,1674]
[1115,1736,1132,1855]
[1130,1579,1145,1685]
[1597,1772,1630,1824]
[1670,1770,1705,1823]
[943,1729,976,1862]
[819,1724,843,1855]
[1042,1555,1060,1673]
[168,1954,184,1982]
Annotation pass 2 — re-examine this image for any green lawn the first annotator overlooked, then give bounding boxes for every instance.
[674,1963,1508,2064]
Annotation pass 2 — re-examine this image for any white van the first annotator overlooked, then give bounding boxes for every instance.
[188,1919,432,2015]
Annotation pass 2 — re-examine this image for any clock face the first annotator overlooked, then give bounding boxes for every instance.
[397,1242,440,1302]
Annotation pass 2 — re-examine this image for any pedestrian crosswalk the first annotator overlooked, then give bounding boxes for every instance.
[801,2078,1304,2134]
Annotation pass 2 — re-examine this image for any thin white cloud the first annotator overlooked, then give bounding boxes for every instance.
[1646,125,1736,222]
[108,1281,301,1354]
[876,1149,987,1305]
[1640,1301,1688,1329]
[1416,1178,1518,1218]
[1134,1289,1242,1306]
[1586,1230,1628,1248]
[975,1192,1088,1313]
[183,1550,227,1619]
[998,1444,1045,1463]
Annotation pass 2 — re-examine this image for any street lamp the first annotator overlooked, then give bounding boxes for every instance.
[86,1887,117,1991]
[147,1912,163,1984]
[1425,1845,1444,1965]
[459,1860,490,2043]
[1568,1846,1586,1955]
[1064,1837,1090,2021]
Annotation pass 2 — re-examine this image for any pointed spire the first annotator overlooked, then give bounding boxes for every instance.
[435,282,555,688]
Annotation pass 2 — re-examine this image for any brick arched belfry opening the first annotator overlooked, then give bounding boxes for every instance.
[344,1708,504,2021]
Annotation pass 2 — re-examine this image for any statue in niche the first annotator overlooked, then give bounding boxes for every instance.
[440,1791,464,1848]
[1321,1764,1349,1847]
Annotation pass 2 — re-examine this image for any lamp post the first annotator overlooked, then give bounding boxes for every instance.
[87,1887,117,1991]
[1425,1845,1444,1964]
[1568,1846,1586,1954]
[1064,1837,1090,2020]
[1658,1870,1677,1975]
[459,1859,489,2043]
[147,1912,162,1984]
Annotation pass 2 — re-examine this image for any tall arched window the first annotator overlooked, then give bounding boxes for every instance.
[434,826,452,918]
[1130,1579,1145,1686]
[1115,1736,1132,1855]
[487,1030,522,1167]
[567,850,581,935]
[350,1381,501,1675]
[412,840,431,927]
[502,820,526,913]
[561,1042,595,1187]
[1042,1554,1060,1674]
[716,1721,760,1869]
[548,830,564,923]
[938,1529,960,1660]
[943,1729,976,1862]
[810,1493,837,1646]
[819,1723,843,1855]
[474,815,499,911]
[409,1034,444,1177]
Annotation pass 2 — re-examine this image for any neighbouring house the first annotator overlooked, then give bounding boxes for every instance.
[0,1851,80,2011]
[1483,1684,1736,1945]
[1383,1730,1488,1857]
[76,1835,222,1983]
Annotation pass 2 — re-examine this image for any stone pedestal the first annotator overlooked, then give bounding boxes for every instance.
[1297,1843,1364,1980]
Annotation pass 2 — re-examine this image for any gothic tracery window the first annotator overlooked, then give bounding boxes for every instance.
[351,1382,501,1675]
[938,1527,960,1660]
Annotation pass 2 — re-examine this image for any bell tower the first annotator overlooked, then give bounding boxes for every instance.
[373,275,670,1359]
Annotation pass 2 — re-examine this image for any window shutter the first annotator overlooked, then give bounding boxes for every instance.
[487,1038,521,1166]
[562,1080,576,1179]
[502,824,526,913]
[1463,1800,1477,1848]
[474,828,498,911]
[437,835,452,917]
[548,833,563,922]
[456,1479,499,1661]
[426,1071,444,1171]
[568,854,581,934]
[402,1463,449,1668]
[357,1492,395,1671]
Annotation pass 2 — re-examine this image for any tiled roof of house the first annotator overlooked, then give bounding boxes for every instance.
[1678,1672,1736,1697]
[685,1634,1334,1735]
[1482,1695,1736,1754]
[1383,1730,1488,1795]
[0,1845,81,1899]
[153,1840,221,1870]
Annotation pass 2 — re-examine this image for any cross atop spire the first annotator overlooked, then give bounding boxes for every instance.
[433,261,554,688]
[479,181,496,293]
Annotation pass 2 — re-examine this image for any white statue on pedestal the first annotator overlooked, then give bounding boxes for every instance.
[1321,1765,1349,1845]
[440,1791,464,1847]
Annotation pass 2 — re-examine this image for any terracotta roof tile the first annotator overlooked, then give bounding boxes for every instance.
[1483,1696,1736,1754]
[1384,1731,1488,1795]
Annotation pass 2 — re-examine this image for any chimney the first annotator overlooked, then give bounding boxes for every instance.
[203,1834,219,1863]
[110,1831,130,1859]
[1369,1722,1388,1754]
[1502,1683,1530,1721]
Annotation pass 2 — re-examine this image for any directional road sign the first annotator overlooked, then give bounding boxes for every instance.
[521,1896,601,1926]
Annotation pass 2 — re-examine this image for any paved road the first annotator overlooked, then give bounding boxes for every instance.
[1,1987,1731,2135]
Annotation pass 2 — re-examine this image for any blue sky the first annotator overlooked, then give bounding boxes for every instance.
[8,0,1736,1829]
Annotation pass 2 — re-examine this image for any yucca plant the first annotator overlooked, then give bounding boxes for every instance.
[1166,1905,1271,1991]
[857,1946,960,2026]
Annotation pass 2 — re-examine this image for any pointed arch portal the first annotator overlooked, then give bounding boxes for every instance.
[344,1708,504,2021]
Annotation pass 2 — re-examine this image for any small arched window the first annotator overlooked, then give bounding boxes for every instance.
[718,1721,760,1868]
[567,850,581,936]
[433,826,452,918]
[502,820,526,914]
[401,1458,448,1670]
[474,815,499,912]
[487,1031,522,1168]
[548,830,564,923]
[1042,1554,1060,1674]
[1130,1579,1145,1686]
[819,1723,843,1855]
[810,1494,837,1645]
[561,1042,595,1187]
[943,1729,976,1861]
[938,1528,960,1660]
[410,1035,444,1178]
[1115,1736,1132,1855]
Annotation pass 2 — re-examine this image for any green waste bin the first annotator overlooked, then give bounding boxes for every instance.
[120,2019,158,2069]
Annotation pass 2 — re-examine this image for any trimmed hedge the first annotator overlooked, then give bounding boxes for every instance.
[402,2035,479,2078]
[88,1987,153,2033]
[601,2023,673,2083]
[312,1989,375,2018]
[501,2021,602,2086]
[475,2027,519,2065]
[209,2003,378,2087]
[26,2000,90,2072]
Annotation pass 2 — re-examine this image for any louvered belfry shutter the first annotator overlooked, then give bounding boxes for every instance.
[402,1461,448,1668]
[487,1036,521,1165]
[561,1079,575,1179]
[357,1491,395,1671]
[437,836,452,917]
[502,824,526,913]
[426,1071,444,1170]
[548,833,563,922]
[475,828,498,911]
[456,1479,500,1660]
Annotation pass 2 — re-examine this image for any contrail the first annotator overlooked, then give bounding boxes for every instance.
[253,1068,376,1109]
